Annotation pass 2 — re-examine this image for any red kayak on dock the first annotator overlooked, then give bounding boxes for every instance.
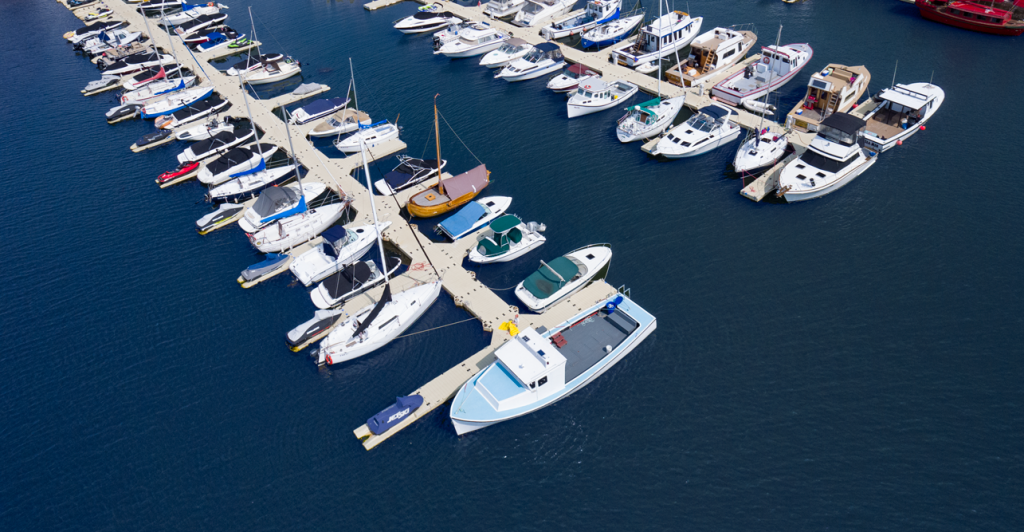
[916,0,1024,35]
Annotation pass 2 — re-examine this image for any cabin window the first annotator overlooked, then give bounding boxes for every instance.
[530,382,536,389]
[722,49,735,59]
[539,376,548,387]
[783,58,791,64]
[950,9,960,15]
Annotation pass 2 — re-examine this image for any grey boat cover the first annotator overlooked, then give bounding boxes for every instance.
[441,164,488,199]
[291,83,324,96]
[169,96,227,120]
[323,262,376,300]
[250,186,300,219]
[190,129,253,158]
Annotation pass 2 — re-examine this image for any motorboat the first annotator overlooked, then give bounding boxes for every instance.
[160,3,227,26]
[611,11,702,68]
[615,96,685,142]
[711,43,813,106]
[333,121,400,153]
[310,257,401,310]
[225,53,283,75]
[101,52,174,75]
[182,25,234,44]
[238,253,290,285]
[394,10,459,34]
[83,8,113,22]
[915,0,1024,36]
[484,0,528,18]
[649,104,743,158]
[237,182,330,233]
[733,126,788,175]
[776,112,878,202]
[308,109,371,137]
[479,38,533,69]
[449,292,655,435]
[154,95,229,129]
[313,280,442,365]
[207,164,299,203]
[198,143,279,185]
[437,197,512,240]
[249,203,347,254]
[286,308,346,351]
[105,102,145,123]
[132,129,173,151]
[121,76,196,104]
[514,244,611,313]
[468,215,546,264]
[174,115,237,141]
[66,20,124,44]
[546,64,598,93]
[540,0,620,39]
[366,395,424,436]
[512,0,576,28]
[407,164,490,218]
[78,30,143,56]
[666,27,757,88]
[566,78,638,118]
[243,56,302,85]
[290,223,392,287]
[191,30,246,53]
[580,11,644,47]
[437,26,508,58]
[174,14,229,38]
[431,20,485,51]
[82,74,121,95]
[68,0,98,7]
[137,0,185,14]
[289,97,349,125]
[495,43,565,82]
[373,156,446,195]
[785,64,871,133]
[861,82,944,153]
[141,85,214,118]
[93,42,151,69]
[121,64,185,90]
[176,128,254,163]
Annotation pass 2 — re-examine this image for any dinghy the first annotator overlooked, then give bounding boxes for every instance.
[333,121,400,153]
[207,164,298,203]
[289,97,349,125]
[308,109,371,137]
[540,0,621,39]
[141,86,215,118]
[367,395,424,435]
[566,79,638,118]
[515,244,612,313]
[468,215,546,264]
[546,64,599,93]
[742,99,776,116]
[580,12,644,47]
[154,95,229,129]
[310,258,401,310]
[197,143,278,185]
[479,38,533,69]
[494,42,564,82]
[237,182,329,233]
[176,128,254,163]
[372,156,446,196]
[437,197,511,240]
[290,223,391,287]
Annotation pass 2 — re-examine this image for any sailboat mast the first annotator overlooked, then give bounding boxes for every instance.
[359,137,390,285]
[159,5,182,81]
[349,57,359,112]
[281,106,303,190]
[755,24,782,138]
[656,0,662,98]
[249,7,262,59]
[891,59,898,89]
[236,70,263,158]
[434,94,443,196]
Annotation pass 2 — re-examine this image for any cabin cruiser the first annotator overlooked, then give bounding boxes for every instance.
[431,19,484,50]
[480,38,533,68]
[484,0,528,18]
[121,76,196,104]
[540,0,620,39]
[650,104,743,158]
[495,43,565,82]
[733,125,788,175]
[580,11,644,48]
[237,182,329,233]
[615,96,685,142]
[177,128,254,163]
[101,52,174,75]
[290,223,391,287]
[785,64,871,133]
[140,85,214,118]
[243,56,301,85]
[394,10,459,34]
[198,144,278,185]
[249,202,348,254]
[436,26,508,58]
[309,109,371,137]
[373,156,446,195]
[174,13,229,38]
[711,43,813,106]
[334,121,401,153]
[468,215,546,264]
[776,113,878,203]
[225,53,284,75]
[611,11,701,68]
[174,115,237,141]
[861,82,944,153]
[207,164,299,203]
[515,244,611,313]
[437,197,512,240]
[290,97,349,125]
[310,257,401,310]
[159,3,227,26]
[450,292,655,435]
[66,20,124,44]
[566,79,638,118]
[408,164,489,218]
[666,27,757,88]
[512,0,576,27]
[155,95,229,129]
[546,64,598,93]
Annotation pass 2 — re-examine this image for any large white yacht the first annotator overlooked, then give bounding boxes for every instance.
[436,26,508,58]
[566,79,639,118]
[711,43,813,106]
[495,43,565,82]
[649,104,743,158]
[777,112,878,203]
[483,0,528,19]
[610,10,702,69]
[479,38,533,68]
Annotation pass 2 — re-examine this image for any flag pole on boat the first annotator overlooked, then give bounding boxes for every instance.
[433,94,444,196]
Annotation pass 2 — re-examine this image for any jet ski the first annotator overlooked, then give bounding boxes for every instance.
[191,30,245,53]
[156,160,201,186]
[367,396,424,435]
[105,102,145,123]
[154,95,229,129]
[197,143,278,185]
[195,202,246,234]
[286,308,346,351]
[176,128,255,163]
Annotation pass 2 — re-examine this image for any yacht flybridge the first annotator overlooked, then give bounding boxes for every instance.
[711,43,813,105]
[666,27,757,88]
[785,64,871,133]
[566,78,639,118]
[611,11,702,69]
[495,42,565,82]
[512,0,576,28]
[861,82,945,153]
[479,38,533,69]
[540,0,621,40]
[776,112,878,203]
[450,292,655,435]
[436,26,508,58]
[514,244,611,313]
[650,104,743,158]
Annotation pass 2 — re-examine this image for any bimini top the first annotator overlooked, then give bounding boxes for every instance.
[820,112,867,135]
[535,42,561,54]
[439,201,487,238]
[506,37,529,47]
[698,105,730,121]
[413,10,453,19]
[878,84,935,111]
[489,214,521,234]
[441,164,489,198]
[566,63,593,75]
[320,226,348,246]
[251,186,301,219]
[523,256,579,299]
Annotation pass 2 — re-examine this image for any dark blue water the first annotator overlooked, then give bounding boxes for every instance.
[2,0,1022,530]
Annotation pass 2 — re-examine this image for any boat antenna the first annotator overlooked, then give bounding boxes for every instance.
[236,70,264,158]
[930,70,934,84]
[891,59,898,89]
[359,137,390,286]
[434,94,444,196]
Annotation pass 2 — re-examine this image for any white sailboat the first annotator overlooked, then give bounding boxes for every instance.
[733,25,789,175]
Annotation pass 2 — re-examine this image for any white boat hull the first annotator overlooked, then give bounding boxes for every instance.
[782,153,877,203]
[440,40,506,58]
[497,60,565,82]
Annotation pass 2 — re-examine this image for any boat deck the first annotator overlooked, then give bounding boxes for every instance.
[865,108,909,139]
[555,309,637,382]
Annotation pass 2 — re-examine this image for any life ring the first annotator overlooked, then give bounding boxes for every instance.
[583,84,592,89]
[762,56,770,64]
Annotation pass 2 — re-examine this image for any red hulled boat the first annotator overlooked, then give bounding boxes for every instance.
[916,0,1024,35]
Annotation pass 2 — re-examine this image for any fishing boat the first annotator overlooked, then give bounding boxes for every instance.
[197,144,278,185]
[495,42,565,82]
[785,64,871,133]
[154,95,229,129]
[479,39,533,68]
[310,257,401,310]
[915,0,1024,35]
[333,121,401,153]
[436,26,508,58]
[611,10,702,68]
[243,56,301,85]
[290,223,392,287]
[225,53,284,75]
[711,43,813,106]
[160,3,228,26]
[450,292,655,435]
[484,0,528,18]
[289,97,349,125]
[566,79,638,118]
[546,64,599,93]
[207,164,299,203]
[515,244,612,313]
[66,20,124,44]
[649,104,743,158]
[176,128,254,162]
[174,115,236,141]
[437,197,512,240]
[615,96,685,142]
[308,109,372,137]
[665,27,757,88]
[861,82,944,153]
[237,182,329,233]
[394,10,459,34]
[580,11,644,47]
[468,215,546,264]
[373,156,447,195]
[174,13,229,38]
[367,395,424,435]
[540,0,621,39]
[512,0,577,27]
[776,113,878,202]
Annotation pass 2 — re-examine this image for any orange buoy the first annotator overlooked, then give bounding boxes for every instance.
[896,140,903,146]
[920,125,926,131]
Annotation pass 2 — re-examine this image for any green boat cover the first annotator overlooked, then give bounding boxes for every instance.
[476,227,523,257]
[522,256,578,299]
[627,97,661,113]
[489,214,520,234]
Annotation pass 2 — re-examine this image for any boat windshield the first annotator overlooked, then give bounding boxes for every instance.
[798,149,859,174]
[523,1,543,15]
[576,88,593,98]
[818,124,857,145]
[687,112,719,133]
[523,48,544,62]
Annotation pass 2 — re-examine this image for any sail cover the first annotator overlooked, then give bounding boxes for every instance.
[441,164,488,199]
[352,283,392,338]
[297,97,348,119]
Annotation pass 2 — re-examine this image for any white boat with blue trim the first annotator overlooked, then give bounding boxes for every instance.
[539,0,620,39]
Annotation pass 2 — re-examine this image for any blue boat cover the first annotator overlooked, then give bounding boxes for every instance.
[439,201,486,239]
[367,395,424,435]
[359,120,389,130]
[259,195,306,225]
[298,97,347,118]
[321,226,348,245]
[247,253,288,271]
[229,156,265,178]
[199,32,225,49]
